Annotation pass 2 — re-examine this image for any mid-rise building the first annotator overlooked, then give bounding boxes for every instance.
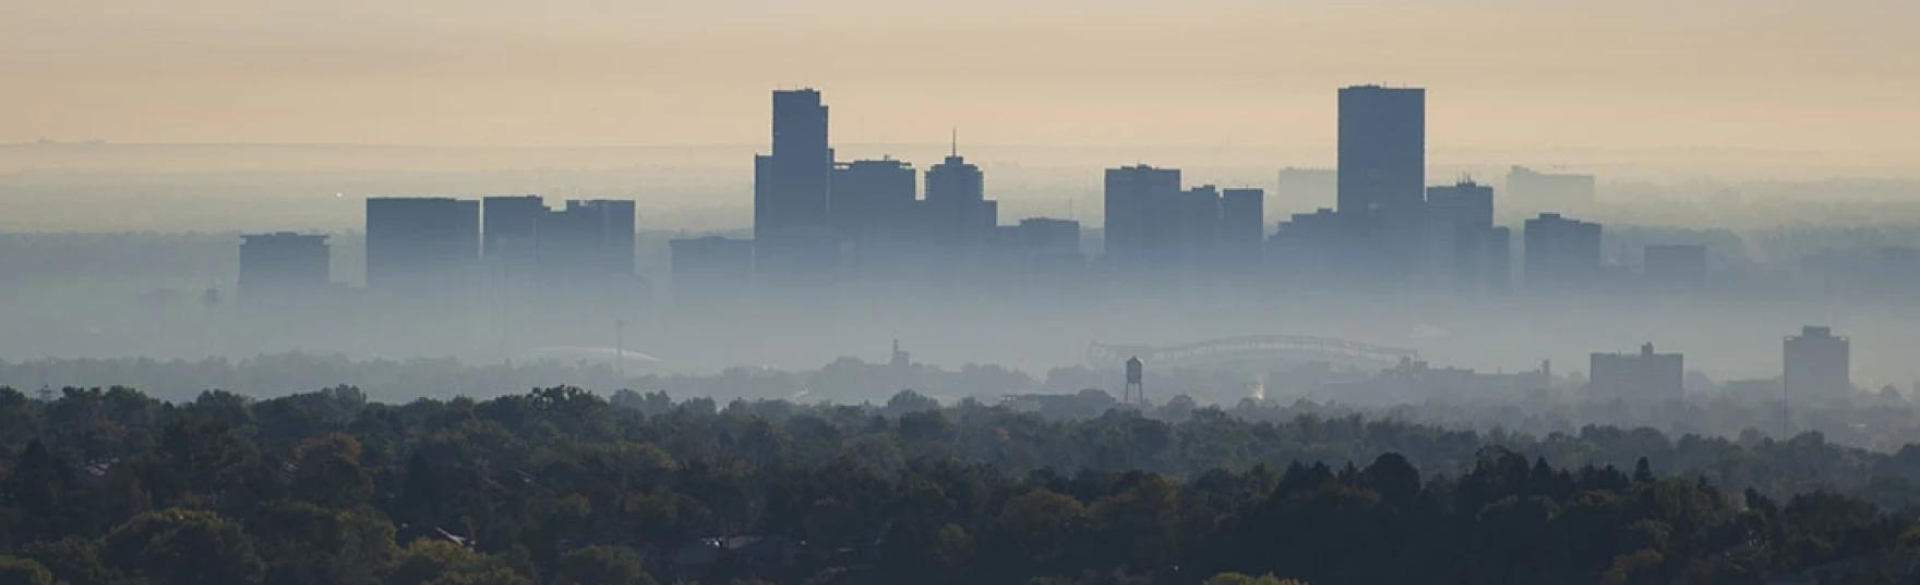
[238,232,329,301]
[1590,343,1684,403]
[924,149,996,254]
[1104,165,1182,269]
[1523,212,1602,290]
[365,197,480,293]
[1785,326,1850,398]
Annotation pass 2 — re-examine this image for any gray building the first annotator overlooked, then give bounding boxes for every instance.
[1523,212,1602,290]
[753,89,838,278]
[925,150,996,254]
[1425,180,1506,292]
[1590,343,1684,403]
[1104,165,1182,270]
[365,197,479,294]
[1337,86,1425,216]
[1785,326,1850,398]
[238,232,329,301]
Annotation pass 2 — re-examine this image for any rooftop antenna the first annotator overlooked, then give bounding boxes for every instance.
[950,128,958,157]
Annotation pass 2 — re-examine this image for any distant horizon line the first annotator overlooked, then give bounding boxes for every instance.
[0,139,1889,157]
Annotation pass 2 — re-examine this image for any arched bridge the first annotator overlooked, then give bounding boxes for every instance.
[1088,335,1417,371]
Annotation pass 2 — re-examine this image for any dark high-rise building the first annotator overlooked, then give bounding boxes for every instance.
[1590,343,1684,403]
[998,217,1084,276]
[1104,165,1181,269]
[754,89,837,277]
[925,149,996,254]
[1337,86,1425,216]
[1220,188,1265,267]
[538,199,637,279]
[1425,180,1500,290]
[1426,180,1493,228]
[1644,244,1707,289]
[365,197,479,293]
[238,232,329,301]
[1785,326,1850,398]
[830,158,917,243]
[482,195,545,280]
[1523,212,1602,290]
[1180,185,1222,268]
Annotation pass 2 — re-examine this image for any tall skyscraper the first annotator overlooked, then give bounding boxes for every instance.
[1785,326,1850,398]
[1523,212,1602,290]
[754,89,838,278]
[1337,86,1425,216]
[365,197,479,294]
[1104,165,1181,269]
[238,232,329,302]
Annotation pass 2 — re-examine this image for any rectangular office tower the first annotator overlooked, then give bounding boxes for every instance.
[365,197,479,294]
[1590,343,1685,404]
[1785,326,1850,398]
[831,158,917,245]
[1337,86,1425,216]
[1104,165,1182,270]
[541,199,638,279]
[238,232,329,302]
[1425,181,1506,292]
[1523,213,1602,290]
[925,150,997,253]
[754,89,838,278]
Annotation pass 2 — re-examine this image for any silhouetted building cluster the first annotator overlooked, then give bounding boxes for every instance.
[686,88,1080,297]
[359,195,641,305]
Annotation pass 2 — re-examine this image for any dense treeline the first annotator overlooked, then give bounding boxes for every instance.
[5,385,1920,584]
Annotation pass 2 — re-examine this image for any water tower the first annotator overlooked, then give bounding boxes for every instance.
[1124,356,1145,406]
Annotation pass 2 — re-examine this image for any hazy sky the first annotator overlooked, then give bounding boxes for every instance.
[4,0,1917,160]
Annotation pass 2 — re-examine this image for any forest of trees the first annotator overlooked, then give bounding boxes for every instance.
[7,384,1920,584]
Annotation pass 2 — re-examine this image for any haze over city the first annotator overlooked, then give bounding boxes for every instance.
[4,3,1920,584]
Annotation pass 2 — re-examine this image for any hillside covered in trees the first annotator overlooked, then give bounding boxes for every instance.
[6,385,1920,585]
